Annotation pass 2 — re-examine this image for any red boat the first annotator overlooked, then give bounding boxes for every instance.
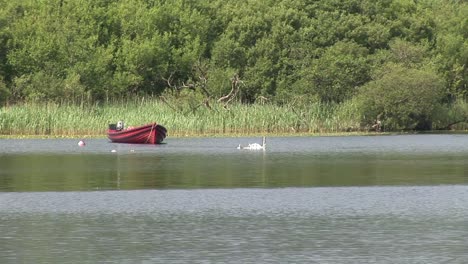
[107,122,167,144]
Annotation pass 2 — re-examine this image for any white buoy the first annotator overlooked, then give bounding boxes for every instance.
[78,140,86,147]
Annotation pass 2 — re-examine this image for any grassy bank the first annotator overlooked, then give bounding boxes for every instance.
[2,97,467,137]
[0,98,367,137]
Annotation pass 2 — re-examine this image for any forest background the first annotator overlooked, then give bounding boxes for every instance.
[0,0,467,136]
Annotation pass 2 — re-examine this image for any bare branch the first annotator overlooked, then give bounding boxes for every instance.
[162,72,175,89]
[256,96,268,105]
[203,98,212,110]
[198,76,211,97]
[218,74,242,105]
[439,119,468,130]
[181,82,196,91]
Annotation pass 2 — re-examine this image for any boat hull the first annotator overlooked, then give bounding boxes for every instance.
[107,123,167,144]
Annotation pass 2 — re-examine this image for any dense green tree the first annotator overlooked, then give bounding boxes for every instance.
[356,63,445,130]
[0,1,12,104]
[294,41,370,103]
[430,1,468,100]
[0,0,467,131]
[0,1,10,79]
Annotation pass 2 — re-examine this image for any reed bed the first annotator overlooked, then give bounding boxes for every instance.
[0,98,363,137]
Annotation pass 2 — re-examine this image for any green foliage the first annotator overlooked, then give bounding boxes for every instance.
[430,2,468,100]
[0,98,361,136]
[0,4,12,83]
[0,77,9,105]
[356,64,445,130]
[296,41,371,103]
[0,0,466,132]
[431,100,468,130]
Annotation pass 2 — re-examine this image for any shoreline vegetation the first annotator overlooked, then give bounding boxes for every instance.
[0,1,467,136]
[1,97,468,138]
[0,98,359,138]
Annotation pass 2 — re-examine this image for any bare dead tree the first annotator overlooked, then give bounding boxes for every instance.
[371,113,383,132]
[193,61,211,98]
[203,97,212,110]
[162,72,178,96]
[161,68,215,114]
[218,74,242,108]
[180,81,196,91]
[162,67,244,113]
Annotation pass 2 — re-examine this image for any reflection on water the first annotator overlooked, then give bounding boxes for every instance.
[1,134,468,263]
[1,134,468,191]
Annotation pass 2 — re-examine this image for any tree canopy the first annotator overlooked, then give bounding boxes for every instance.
[0,0,467,130]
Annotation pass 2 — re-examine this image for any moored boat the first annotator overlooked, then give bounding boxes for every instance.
[107,122,167,144]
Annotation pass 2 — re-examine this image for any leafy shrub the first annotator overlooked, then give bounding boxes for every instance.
[356,63,445,130]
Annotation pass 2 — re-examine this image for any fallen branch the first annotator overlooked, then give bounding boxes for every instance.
[438,119,468,130]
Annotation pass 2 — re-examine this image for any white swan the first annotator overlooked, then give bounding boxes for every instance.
[238,137,266,150]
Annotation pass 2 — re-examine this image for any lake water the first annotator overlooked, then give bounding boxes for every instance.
[1,134,468,263]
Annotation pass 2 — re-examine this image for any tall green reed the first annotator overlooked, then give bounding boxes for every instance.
[0,97,363,137]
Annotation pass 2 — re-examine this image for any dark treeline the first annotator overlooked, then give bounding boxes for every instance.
[0,0,467,130]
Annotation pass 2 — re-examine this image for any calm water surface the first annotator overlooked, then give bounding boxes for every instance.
[1,134,468,263]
